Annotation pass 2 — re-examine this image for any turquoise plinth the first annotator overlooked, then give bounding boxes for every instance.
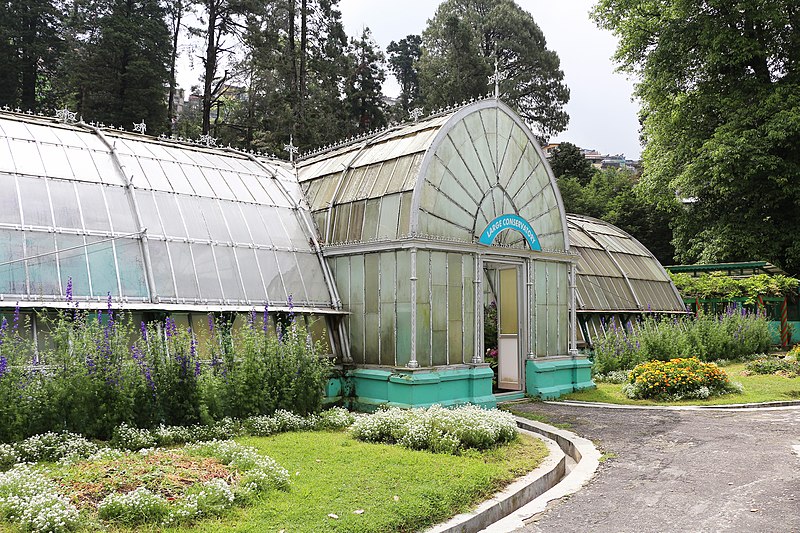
[525,357,594,399]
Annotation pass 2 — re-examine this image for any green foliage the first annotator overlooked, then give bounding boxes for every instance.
[670,272,800,301]
[0,300,332,443]
[593,0,800,274]
[387,34,422,112]
[418,0,570,140]
[624,358,739,401]
[745,357,800,377]
[593,311,772,373]
[549,142,596,185]
[345,27,387,134]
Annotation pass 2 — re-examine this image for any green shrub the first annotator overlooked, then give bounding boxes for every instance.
[745,357,800,376]
[623,358,741,401]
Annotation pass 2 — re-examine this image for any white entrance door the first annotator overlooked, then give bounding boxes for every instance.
[497,266,521,390]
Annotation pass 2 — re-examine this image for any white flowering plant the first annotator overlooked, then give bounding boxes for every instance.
[0,464,80,533]
[350,404,518,454]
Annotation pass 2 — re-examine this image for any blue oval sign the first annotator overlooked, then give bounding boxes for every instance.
[479,214,541,251]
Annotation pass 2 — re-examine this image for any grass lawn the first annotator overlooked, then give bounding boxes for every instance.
[89,430,548,533]
[564,362,800,406]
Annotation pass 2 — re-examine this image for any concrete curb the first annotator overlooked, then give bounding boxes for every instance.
[549,399,800,411]
[425,418,600,533]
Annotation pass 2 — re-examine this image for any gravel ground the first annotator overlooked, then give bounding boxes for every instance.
[511,402,800,533]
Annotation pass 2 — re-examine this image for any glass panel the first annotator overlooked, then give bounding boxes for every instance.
[235,248,266,302]
[308,315,331,354]
[116,238,148,298]
[364,253,379,362]
[63,145,102,183]
[260,206,292,248]
[138,157,171,191]
[0,173,20,224]
[76,183,111,232]
[147,240,176,298]
[193,245,222,300]
[168,241,199,299]
[220,202,251,243]
[134,190,164,236]
[200,167,235,200]
[49,180,82,229]
[179,196,210,240]
[57,234,90,298]
[377,194,401,240]
[86,237,119,296]
[18,176,52,227]
[220,170,254,202]
[415,250,431,366]
[447,253,463,363]
[430,252,447,365]
[0,229,26,293]
[395,251,411,366]
[239,203,272,246]
[40,144,72,181]
[105,186,138,234]
[26,232,59,295]
[296,254,327,303]
[362,199,379,241]
[8,139,45,176]
[256,249,286,302]
[215,246,244,301]
[159,160,194,194]
[182,164,215,197]
[379,252,396,365]
[275,251,307,303]
[154,192,186,238]
[198,198,231,242]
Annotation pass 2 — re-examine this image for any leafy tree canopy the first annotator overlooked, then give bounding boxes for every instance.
[593,0,800,274]
[418,0,570,140]
[670,272,799,301]
[387,34,422,113]
[548,142,596,185]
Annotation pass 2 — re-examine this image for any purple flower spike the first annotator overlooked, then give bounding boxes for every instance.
[247,309,256,329]
[208,313,214,335]
[65,277,73,304]
[287,295,294,323]
[12,304,19,333]
[140,321,148,341]
[0,356,7,378]
[262,303,269,333]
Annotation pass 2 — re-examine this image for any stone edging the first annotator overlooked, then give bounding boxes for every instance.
[549,399,800,411]
[425,418,600,533]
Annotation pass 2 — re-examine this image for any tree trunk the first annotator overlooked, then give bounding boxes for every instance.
[19,5,37,111]
[167,0,182,132]
[287,0,297,135]
[202,0,218,135]
[299,0,307,122]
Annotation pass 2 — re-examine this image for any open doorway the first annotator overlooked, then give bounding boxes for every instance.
[483,261,523,392]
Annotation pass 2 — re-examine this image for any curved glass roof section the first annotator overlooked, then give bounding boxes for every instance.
[297,99,568,253]
[567,214,685,313]
[0,113,336,311]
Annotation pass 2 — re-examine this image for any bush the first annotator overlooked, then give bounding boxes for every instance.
[97,487,170,525]
[593,310,772,373]
[350,405,517,454]
[623,358,741,401]
[745,357,800,377]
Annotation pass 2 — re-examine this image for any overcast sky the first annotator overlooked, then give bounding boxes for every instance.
[338,0,642,159]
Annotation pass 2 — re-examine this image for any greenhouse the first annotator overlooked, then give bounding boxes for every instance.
[567,214,686,348]
[0,98,596,407]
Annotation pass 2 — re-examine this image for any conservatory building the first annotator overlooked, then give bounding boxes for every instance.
[0,98,599,408]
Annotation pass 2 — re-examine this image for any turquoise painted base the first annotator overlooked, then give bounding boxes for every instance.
[348,366,497,411]
[525,357,594,400]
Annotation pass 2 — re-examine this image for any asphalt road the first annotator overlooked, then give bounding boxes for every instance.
[511,402,800,533]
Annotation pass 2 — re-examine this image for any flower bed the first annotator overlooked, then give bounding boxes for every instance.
[350,404,518,454]
[623,358,742,401]
[744,357,800,377]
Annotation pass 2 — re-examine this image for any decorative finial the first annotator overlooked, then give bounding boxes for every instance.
[409,107,424,122]
[488,56,507,99]
[132,120,147,134]
[199,134,217,147]
[284,135,299,163]
[55,107,78,124]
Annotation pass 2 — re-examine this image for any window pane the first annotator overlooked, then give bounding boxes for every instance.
[179,196,209,240]
[0,229,26,293]
[198,198,231,242]
[154,192,186,238]
[215,246,244,301]
[105,186,138,234]
[147,239,175,298]
[297,254,328,303]
[0,173,20,224]
[256,248,286,302]
[259,206,292,248]
[169,241,199,299]
[135,190,164,236]
[220,202,251,243]
[86,237,118,296]
[49,180,82,229]
[192,245,222,300]
[239,204,272,246]
[26,231,59,295]
[116,238,148,298]
[18,176,52,227]
[276,251,307,303]
[76,183,111,232]
[235,248,266,302]
[57,234,90,298]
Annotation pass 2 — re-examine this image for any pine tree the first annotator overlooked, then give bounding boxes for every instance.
[345,28,386,134]
[387,34,422,113]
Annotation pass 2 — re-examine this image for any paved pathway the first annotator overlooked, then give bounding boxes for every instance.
[511,402,800,533]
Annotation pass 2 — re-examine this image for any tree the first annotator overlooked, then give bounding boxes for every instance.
[593,0,800,274]
[166,0,195,132]
[418,0,570,140]
[70,0,171,132]
[387,34,422,113]
[548,142,596,185]
[0,0,63,111]
[345,28,386,134]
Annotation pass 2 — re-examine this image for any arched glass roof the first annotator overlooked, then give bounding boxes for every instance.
[567,214,685,313]
[297,99,569,253]
[0,112,338,312]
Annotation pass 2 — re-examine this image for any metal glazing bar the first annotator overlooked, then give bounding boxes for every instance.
[408,248,419,368]
[472,252,483,364]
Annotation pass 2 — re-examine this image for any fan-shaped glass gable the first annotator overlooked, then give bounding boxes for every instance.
[298,101,568,253]
[0,113,335,311]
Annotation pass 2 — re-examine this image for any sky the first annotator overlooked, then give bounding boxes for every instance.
[177,1,643,159]
[338,0,642,159]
